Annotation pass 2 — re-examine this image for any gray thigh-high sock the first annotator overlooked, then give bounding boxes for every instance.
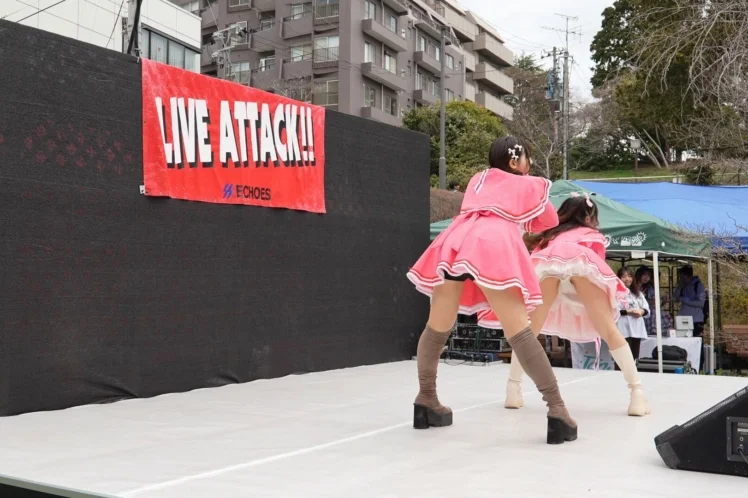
[414,324,452,414]
[507,326,575,426]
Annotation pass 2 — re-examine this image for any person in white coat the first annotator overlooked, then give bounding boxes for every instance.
[616,266,650,363]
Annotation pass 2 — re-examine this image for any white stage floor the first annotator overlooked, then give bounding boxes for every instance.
[0,361,746,497]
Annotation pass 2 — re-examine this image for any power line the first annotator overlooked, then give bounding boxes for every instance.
[17,0,70,23]
[1,4,33,20]
[107,0,127,49]
[542,13,581,180]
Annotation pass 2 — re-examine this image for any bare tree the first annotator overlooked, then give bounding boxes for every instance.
[506,62,589,178]
[631,0,748,160]
[269,76,312,103]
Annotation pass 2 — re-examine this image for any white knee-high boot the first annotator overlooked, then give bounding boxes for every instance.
[610,345,650,416]
[504,350,525,409]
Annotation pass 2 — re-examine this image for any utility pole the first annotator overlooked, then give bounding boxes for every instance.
[542,14,580,180]
[541,47,561,145]
[438,27,451,189]
[562,51,570,180]
[125,0,144,56]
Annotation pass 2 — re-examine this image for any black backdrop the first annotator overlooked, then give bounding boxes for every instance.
[0,20,430,416]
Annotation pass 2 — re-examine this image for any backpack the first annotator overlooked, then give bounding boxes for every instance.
[694,281,709,319]
[652,345,688,362]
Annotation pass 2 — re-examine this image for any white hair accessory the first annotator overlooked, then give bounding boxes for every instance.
[508,144,524,161]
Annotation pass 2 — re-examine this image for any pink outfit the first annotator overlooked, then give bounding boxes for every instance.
[407,169,557,315]
[477,227,627,343]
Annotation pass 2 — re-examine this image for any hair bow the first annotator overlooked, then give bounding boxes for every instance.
[570,191,594,208]
[507,144,523,161]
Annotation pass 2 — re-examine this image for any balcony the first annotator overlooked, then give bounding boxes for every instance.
[314,3,339,26]
[282,57,313,79]
[250,63,278,91]
[281,10,312,38]
[252,0,275,11]
[361,106,401,127]
[464,50,475,72]
[476,92,513,120]
[414,88,439,105]
[412,10,442,41]
[361,60,407,92]
[362,19,408,52]
[474,62,513,94]
[312,91,339,111]
[414,50,441,75]
[424,0,445,17]
[202,11,219,30]
[313,47,339,69]
[382,0,409,15]
[249,22,279,52]
[442,5,476,41]
[465,82,476,102]
[201,46,215,67]
[474,32,514,67]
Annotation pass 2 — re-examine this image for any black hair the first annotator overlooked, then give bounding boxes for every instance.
[618,266,640,296]
[679,265,694,277]
[488,136,532,175]
[525,195,599,251]
[635,266,652,288]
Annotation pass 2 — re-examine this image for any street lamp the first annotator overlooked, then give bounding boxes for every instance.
[630,138,641,178]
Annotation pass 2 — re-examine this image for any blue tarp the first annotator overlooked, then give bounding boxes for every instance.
[575,181,748,252]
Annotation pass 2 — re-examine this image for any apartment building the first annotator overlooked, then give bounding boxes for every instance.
[175,0,513,125]
[1,0,201,72]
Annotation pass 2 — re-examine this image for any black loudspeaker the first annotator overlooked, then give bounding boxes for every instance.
[655,386,748,478]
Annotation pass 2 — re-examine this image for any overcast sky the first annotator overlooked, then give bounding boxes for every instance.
[460,0,612,101]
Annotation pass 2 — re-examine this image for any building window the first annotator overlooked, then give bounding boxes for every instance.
[433,80,440,97]
[407,64,412,76]
[364,0,376,20]
[416,72,424,90]
[384,52,396,74]
[150,32,168,64]
[259,54,275,71]
[290,44,312,61]
[427,41,440,61]
[446,54,454,70]
[229,0,249,6]
[384,95,398,116]
[138,28,198,72]
[290,3,311,19]
[229,62,250,84]
[364,42,377,63]
[168,40,186,68]
[385,13,397,33]
[259,12,275,30]
[228,21,248,43]
[407,27,413,39]
[446,89,454,101]
[313,79,339,107]
[142,30,150,60]
[364,85,376,107]
[183,1,199,14]
[184,49,198,72]
[314,35,339,62]
[416,33,425,52]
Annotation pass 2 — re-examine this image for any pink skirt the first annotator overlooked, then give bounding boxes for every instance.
[477,243,627,343]
[407,211,542,315]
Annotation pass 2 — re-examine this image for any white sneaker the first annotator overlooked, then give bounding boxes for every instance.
[504,380,524,409]
[628,385,650,416]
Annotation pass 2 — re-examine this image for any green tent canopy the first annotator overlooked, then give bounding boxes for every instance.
[430,180,710,258]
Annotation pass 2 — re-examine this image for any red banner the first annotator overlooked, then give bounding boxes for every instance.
[141,60,326,213]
